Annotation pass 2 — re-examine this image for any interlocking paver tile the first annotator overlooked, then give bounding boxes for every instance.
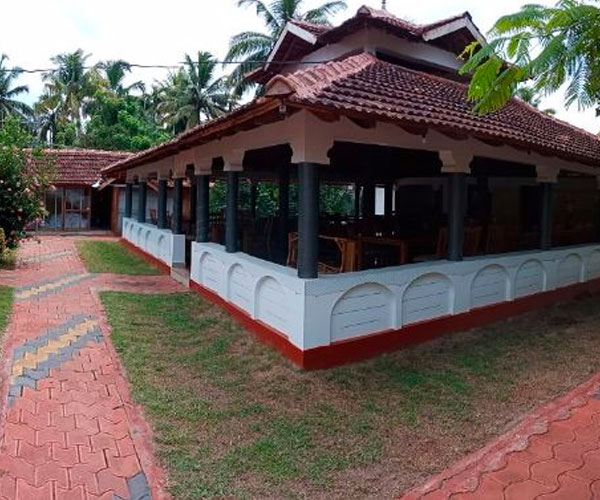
[0,237,177,499]
[402,365,600,498]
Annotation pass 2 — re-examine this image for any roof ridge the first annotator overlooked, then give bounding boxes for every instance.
[42,148,133,155]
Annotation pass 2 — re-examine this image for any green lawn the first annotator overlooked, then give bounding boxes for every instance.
[101,290,600,499]
[76,240,161,275]
[0,286,13,336]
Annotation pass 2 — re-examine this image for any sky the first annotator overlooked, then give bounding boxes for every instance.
[2,0,598,134]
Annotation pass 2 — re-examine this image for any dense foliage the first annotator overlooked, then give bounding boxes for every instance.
[81,93,169,151]
[0,117,53,247]
[461,0,600,114]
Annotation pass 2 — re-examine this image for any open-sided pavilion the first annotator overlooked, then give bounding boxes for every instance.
[103,6,600,368]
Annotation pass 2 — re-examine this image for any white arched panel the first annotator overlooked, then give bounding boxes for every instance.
[402,273,453,325]
[255,277,289,333]
[200,253,223,292]
[471,265,509,309]
[135,226,143,247]
[228,264,253,313]
[556,254,582,288]
[157,235,169,263]
[330,283,394,342]
[515,260,545,298]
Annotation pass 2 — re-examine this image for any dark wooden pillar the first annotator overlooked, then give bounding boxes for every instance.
[124,182,133,218]
[196,174,210,243]
[172,178,183,234]
[137,181,147,223]
[540,182,554,250]
[277,164,290,264]
[447,173,466,261]
[225,171,239,253]
[298,162,320,279]
[189,175,197,227]
[157,179,168,229]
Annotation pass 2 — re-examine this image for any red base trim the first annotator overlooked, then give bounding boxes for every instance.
[190,276,600,370]
[119,239,170,275]
[189,281,306,366]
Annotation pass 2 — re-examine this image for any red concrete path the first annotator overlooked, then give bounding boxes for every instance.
[0,236,184,500]
[402,371,600,499]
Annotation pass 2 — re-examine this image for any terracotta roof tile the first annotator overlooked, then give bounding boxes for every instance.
[287,19,331,36]
[279,53,600,166]
[41,149,132,185]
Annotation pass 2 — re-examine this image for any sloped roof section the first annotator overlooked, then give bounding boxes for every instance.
[43,149,132,185]
[318,6,481,49]
[268,52,600,166]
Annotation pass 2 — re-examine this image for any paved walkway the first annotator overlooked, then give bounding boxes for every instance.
[402,371,600,499]
[0,236,183,500]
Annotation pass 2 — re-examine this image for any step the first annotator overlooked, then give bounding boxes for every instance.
[170,267,191,288]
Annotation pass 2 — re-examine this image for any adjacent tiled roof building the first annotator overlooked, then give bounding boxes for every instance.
[43,149,131,185]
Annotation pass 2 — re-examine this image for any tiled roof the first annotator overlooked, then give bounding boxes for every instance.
[287,19,331,36]
[318,6,477,46]
[42,149,132,185]
[269,52,600,166]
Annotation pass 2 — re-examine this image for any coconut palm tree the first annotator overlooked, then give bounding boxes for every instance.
[41,49,97,134]
[34,90,61,144]
[99,60,145,96]
[0,54,32,125]
[226,0,347,95]
[156,51,236,134]
[461,0,600,114]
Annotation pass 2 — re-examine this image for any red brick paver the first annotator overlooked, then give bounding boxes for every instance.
[0,236,183,499]
[402,372,600,499]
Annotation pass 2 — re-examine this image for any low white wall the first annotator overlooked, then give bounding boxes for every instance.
[190,242,600,351]
[122,217,185,267]
[191,242,307,347]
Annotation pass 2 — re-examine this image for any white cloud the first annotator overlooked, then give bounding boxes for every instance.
[2,0,598,133]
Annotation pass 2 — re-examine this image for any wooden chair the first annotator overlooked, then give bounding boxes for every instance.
[286,233,358,274]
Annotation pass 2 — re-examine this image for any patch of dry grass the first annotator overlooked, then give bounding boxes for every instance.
[102,290,600,499]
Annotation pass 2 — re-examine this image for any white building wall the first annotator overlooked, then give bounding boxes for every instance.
[190,242,600,351]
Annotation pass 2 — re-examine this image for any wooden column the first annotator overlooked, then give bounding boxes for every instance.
[298,162,320,279]
[225,171,239,253]
[137,181,147,223]
[124,182,133,218]
[196,174,210,243]
[540,182,554,251]
[277,164,290,264]
[189,175,197,227]
[172,177,183,234]
[447,173,466,261]
[157,179,168,229]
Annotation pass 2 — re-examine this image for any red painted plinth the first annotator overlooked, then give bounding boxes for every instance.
[190,276,600,370]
